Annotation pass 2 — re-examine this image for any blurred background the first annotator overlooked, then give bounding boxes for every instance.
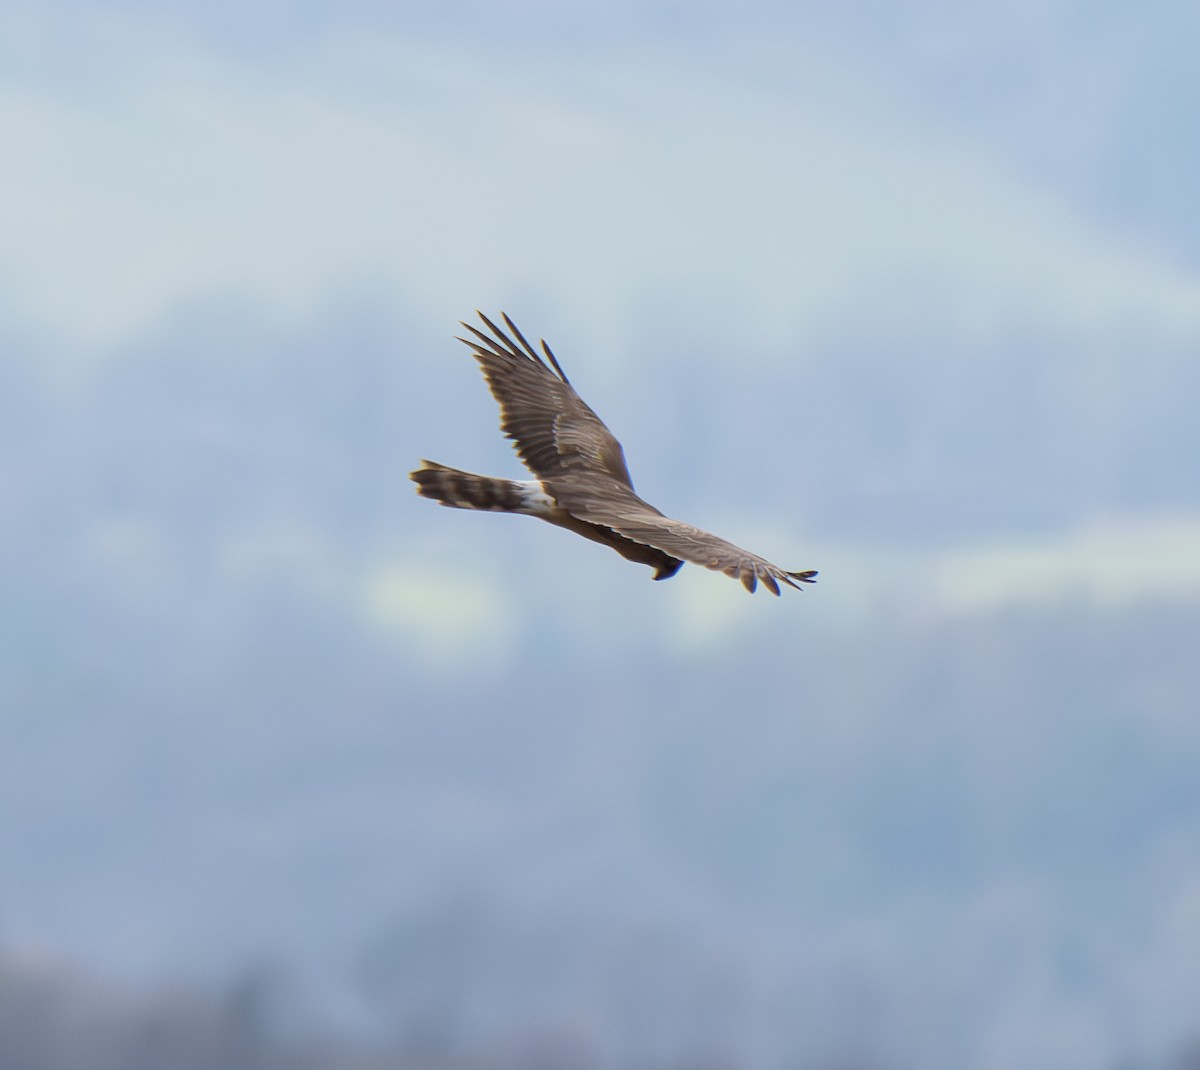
[3,2,1200,1068]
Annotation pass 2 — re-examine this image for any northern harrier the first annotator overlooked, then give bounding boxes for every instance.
[410,312,818,595]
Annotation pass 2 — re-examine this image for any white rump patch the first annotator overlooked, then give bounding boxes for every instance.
[515,480,558,517]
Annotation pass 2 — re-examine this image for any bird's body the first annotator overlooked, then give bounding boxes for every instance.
[410,312,817,595]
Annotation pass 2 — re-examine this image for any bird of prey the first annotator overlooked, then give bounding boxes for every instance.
[410,312,818,595]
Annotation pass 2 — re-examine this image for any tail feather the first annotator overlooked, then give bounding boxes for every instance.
[410,459,685,581]
[409,460,546,513]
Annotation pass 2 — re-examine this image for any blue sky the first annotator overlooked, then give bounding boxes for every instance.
[3,4,1200,1068]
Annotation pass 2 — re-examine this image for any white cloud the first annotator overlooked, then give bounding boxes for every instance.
[931,513,1200,613]
[2,19,1198,357]
[356,510,1200,663]
[360,556,518,665]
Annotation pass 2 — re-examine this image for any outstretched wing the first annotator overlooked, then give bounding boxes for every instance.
[457,312,635,487]
[552,477,818,596]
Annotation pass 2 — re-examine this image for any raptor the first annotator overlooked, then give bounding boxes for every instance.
[410,312,817,595]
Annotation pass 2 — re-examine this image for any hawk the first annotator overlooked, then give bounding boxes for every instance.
[410,312,818,595]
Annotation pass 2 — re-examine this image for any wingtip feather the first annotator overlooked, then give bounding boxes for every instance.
[501,312,542,362]
[540,339,570,384]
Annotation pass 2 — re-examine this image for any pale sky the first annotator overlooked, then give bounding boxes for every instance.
[3,2,1198,355]
[6,0,1199,641]
[3,6,1200,1068]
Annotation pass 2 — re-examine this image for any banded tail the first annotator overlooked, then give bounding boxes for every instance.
[409,460,555,515]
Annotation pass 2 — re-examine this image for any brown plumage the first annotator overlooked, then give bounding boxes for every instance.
[410,312,817,595]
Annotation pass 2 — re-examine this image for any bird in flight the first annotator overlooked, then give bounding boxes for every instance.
[410,312,817,595]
